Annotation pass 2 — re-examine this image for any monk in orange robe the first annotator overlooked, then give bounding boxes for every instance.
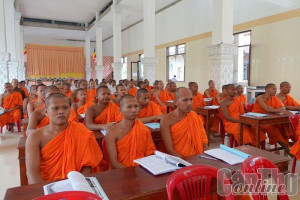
[290,119,300,160]
[236,85,247,105]
[152,81,173,114]
[87,80,97,103]
[161,87,208,157]
[106,95,156,169]
[111,84,127,106]
[203,80,218,98]
[0,83,23,130]
[23,85,37,118]
[136,88,162,123]
[128,80,138,97]
[25,93,102,184]
[71,89,94,120]
[27,85,78,135]
[62,83,72,98]
[252,83,291,146]
[85,86,120,131]
[220,84,266,145]
[27,84,46,116]
[277,81,300,111]
[144,79,152,92]
[69,80,88,104]
[166,82,176,100]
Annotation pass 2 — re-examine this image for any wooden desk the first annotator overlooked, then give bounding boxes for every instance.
[197,107,219,143]
[239,114,290,147]
[6,146,290,200]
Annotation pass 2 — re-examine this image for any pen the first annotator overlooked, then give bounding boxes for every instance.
[198,155,218,161]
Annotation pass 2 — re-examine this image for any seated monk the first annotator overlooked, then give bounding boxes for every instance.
[152,81,173,114]
[0,83,23,131]
[87,80,97,103]
[128,80,137,97]
[27,85,78,135]
[188,82,205,111]
[106,95,156,169]
[160,87,208,157]
[69,80,88,104]
[111,84,127,106]
[213,85,226,105]
[25,93,102,184]
[55,83,63,93]
[290,119,300,160]
[220,84,266,145]
[167,82,176,100]
[71,89,94,120]
[20,81,29,97]
[27,84,46,117]
[85,86,120,131]
[252,83,291,146]
[62,83,72,98]
[236,85,247,105]
[277,81,300,111]
[203,80,218,98]
[23,85,37,118]
[136,88,163,123]
[144,79,152,92]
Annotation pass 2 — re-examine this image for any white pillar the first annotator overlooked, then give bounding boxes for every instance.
[112,3,122,82]
[19,25,25,80]
[0,0,6,52]
[207,0,237,91]
[95,21,104,80]
[141,0,157,84]
[85,33,91,80]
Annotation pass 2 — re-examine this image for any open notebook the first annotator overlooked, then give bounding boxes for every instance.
[43,171,109,199]
[145,122,160,129]
[134,151,192,175]
[243,112,268,117]
[204,144,251,165]
[204,105,219,109]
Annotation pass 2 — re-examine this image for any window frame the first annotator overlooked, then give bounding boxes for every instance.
[166,43,186,82]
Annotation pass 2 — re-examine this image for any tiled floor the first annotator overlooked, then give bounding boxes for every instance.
[0,131,300,199]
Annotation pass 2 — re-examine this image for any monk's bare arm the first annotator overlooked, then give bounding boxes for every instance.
[85,106,113,131]
[26,131,44,184]
[153,91,164,106]
[285,105,300,111]
[27,102,35,116]
[204,89,210,98]
[257,97,287,113]
[220,101,240,123]
[0,94,3,108]
[69,92,76,105]
[23,98,29,115]
[139,114,163,124]
[26,111,39,135]
[80,166,92,175]
[160,115,181,157]
[105,129,126,169]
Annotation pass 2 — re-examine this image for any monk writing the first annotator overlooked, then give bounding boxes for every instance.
[85,86,120,131]
[276,81,300,111]
[26,93,102,184]
[71,89,94,120]
[106,95,156,169]
[111,84,127,106]
[27,84,46,116]
[204,80,218,98]
[160,87,208,157]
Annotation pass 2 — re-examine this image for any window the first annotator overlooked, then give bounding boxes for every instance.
[121,57,127,79]
[167,44,185,82]
[233,31,251,84]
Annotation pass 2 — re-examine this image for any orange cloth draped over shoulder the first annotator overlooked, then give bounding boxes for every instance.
[153,89,172,114]
[146,86,152,92]
[0,92,22,127]
[93,102,120,124]
[65,90,72,98]
[29,97,38,103]
[40,121,103,181]
[35,103,45,111]
[110,93,114,99]
[128,87,137,97]
[290,119,300,160]
[236,94,247,104]
[203,89,218,98]
[283,94,299,107]
[116,119,156,167]
[138,101,162,119]
[21,87,29,97]
[77,102,94,115]
[36,109,79,129]
[87,89,96,103]
[252,96,289,145]
[170,111,208,156]
[223,98,266,145]
[210,95,226,133]
[192,92,205,110]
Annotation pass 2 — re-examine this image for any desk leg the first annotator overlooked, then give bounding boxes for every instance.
[206,116,210,145]
[239,123,243,146]
[167,106,170,113]
[256,126,260,148]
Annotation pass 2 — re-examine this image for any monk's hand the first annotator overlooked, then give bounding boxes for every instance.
[3,108,9,113]
[282,110,292,116]
[155,114,163,120]
[103,122,116,130]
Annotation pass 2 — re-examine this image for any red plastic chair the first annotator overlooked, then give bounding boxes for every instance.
[102,138,110,169]
[0,120,21,133]
[289,115,300,173]
[34,191,102,200]
[218,107,237,147]
[245,103,254,113]
[166,165,234,200]
[241,156,289,200]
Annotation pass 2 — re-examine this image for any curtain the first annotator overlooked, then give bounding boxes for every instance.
[27,44,85,76]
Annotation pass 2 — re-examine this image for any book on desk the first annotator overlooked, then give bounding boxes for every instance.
[43,171,109,199]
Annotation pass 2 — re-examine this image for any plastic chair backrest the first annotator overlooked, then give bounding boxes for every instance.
[166,165,234,200]
[245,103,254,113]
[218,107,225,121]
[34,191,102,200]
[240,156,289,200]
[102,138,110,168]
[289,115,300,139]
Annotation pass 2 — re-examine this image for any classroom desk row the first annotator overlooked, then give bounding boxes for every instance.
[6,145,290,200]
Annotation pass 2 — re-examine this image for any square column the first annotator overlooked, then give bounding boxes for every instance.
[112,3,122,82]
[95,22,104,80]
[0,52,9,93]
[85,33,91,80]
[0,0,6,52]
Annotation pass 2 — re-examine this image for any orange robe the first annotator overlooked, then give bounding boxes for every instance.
[223,98,266,145]
[29,97,38,103]
[93,102,120,124]
[153,89,172,114]
[146,86,152,92]
[76,101,94,115]
[0,92,22,127]
[290,119,300,160]
[192,92,205,110]
[40,121,103,181]
[283,94,299,107]
[210,95,226,133]
[138,102,162,120]
[65,90,72,98]
[87,89,96,103]
[21,87,29,97]
[236,94,247,104]
[203,89,218,98]
[170,111,208,156]
[116,119,156,167]
[128,87,137,97]
[252,96,288,145]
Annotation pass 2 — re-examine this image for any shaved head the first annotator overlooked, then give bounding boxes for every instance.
[45,93,70,108]
[96,86,110,95]
[44,85,59,96]
[265,83,276,91]
[175,87,192,100]
[119,95,136,108]
[137,88,149,98]
[280,81,290,87]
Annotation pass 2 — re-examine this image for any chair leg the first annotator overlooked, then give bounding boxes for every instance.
[291,157,297,174]
[261,140,266,150]
[17,121,21,132]
[229,134,234,148]
[0,126,2,133]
